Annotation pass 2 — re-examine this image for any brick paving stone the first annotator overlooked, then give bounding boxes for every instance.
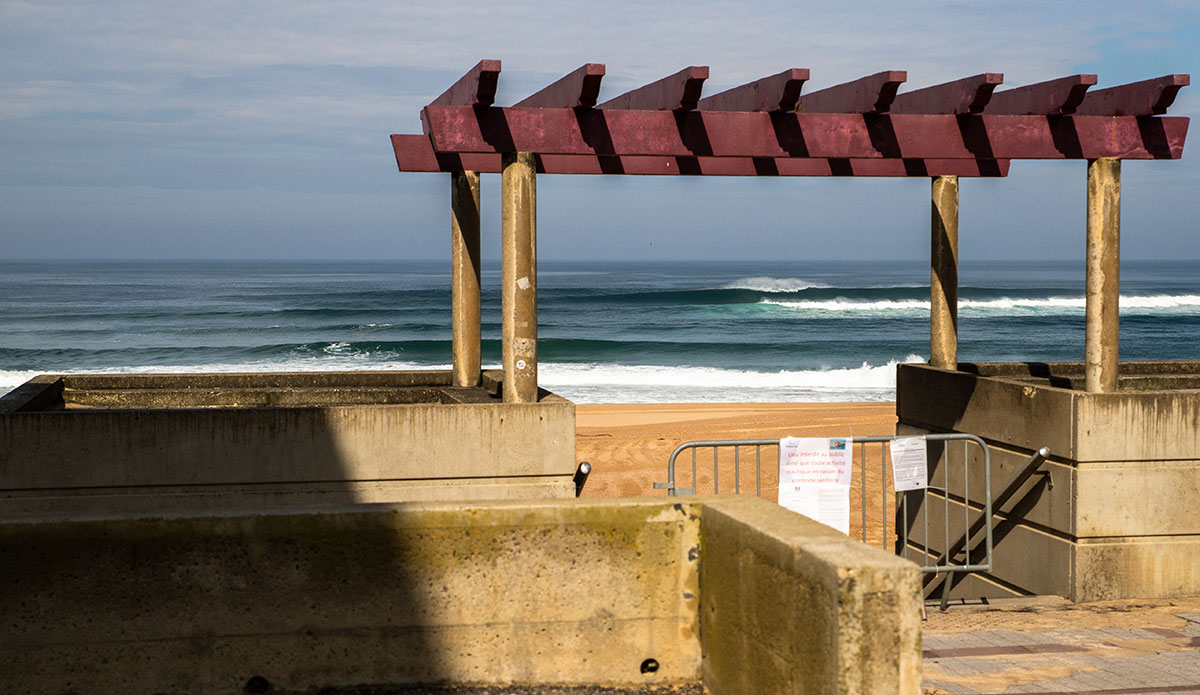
[922,596,1200,694]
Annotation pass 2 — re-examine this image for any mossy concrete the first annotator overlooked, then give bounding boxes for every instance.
[0,497,921,695]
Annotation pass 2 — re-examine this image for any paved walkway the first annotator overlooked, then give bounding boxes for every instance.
[923,597,1200,694]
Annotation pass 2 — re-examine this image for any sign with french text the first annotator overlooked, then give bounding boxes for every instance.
[778,437,853,534]
[889,436,929,492]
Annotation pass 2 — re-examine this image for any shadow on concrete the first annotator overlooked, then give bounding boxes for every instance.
[0,370,568,691]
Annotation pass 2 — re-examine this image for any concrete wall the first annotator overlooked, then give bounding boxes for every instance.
[700,499,922,695]
[0,371,576,516]
[897,361,1200,602]
[0,497,921,695]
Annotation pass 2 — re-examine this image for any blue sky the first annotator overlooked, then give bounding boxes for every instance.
[1,0,1197,262]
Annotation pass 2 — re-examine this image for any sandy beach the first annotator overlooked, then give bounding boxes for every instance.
[576,401,899,546]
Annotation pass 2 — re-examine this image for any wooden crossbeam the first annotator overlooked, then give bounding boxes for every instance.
[796,71,907,113]
[987,75,1097,115]
[430,59,502,107]
[1075,74,1190,116]
[698,68,810,112]
[890,73,1004,114]
[515,63,606,108]
[599,66,709,111]
[391,134,1009,177]
[419,106,1189,160]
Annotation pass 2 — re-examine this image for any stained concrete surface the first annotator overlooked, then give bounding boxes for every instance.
[280,685,705,694]
[0,497,920,695]
[923,596,1200,694]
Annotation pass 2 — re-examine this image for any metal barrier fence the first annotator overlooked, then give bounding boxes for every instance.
[654,433,1010,609]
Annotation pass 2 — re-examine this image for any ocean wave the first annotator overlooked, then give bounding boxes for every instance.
[540,357,921,390]
[721,277,830,292]
[0,356,924,403]
[761,294,1200,316]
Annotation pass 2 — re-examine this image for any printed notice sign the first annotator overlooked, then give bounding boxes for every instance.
[778,437,853,534]
[889,436,928,492]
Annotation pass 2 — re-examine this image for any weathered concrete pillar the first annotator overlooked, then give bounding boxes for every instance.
[1085,158,1120,393]
[501,152,538,403]
[930,175,959,370]
[451,170,482,388]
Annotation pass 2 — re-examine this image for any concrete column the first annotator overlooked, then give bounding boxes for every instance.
[1085,158,1121,393]
[930,175,959,370]
[451,170,482,387]
[501,152,538,403]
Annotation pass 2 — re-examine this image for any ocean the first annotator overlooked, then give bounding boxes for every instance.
[2,259,1198,403]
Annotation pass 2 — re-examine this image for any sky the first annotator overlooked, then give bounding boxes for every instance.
[1,0,1197,263]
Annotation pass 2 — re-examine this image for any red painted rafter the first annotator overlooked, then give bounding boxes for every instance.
[516,63,606,108]
[430,59,502,107]
[890,73,1004,114]
[419,106,1188,160]
[391,134,1009,177]
[987,75,1097,115]
[698,68,810,112]
[797,71,907,113]
[600,66,709,111]
[1075,74,1190,116]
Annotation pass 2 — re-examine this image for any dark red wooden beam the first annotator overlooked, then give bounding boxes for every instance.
[890,73,1004,114]
[698,68,810,112]
[599,66,709,111]
[1075,74,1190,116]
[797,71,907,113]
[515,63,606,108]
[391,134,1009,177]
[430,59,502,107]
[987,75,1097,115]
[419,106,1188,160]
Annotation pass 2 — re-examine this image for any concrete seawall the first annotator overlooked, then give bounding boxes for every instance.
[0,497,921,694]
[0,371,577,513]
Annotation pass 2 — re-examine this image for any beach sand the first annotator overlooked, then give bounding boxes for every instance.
[576,401,900,547]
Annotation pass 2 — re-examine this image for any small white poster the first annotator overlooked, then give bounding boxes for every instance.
[778,437,853,534]
[889,436,929,492]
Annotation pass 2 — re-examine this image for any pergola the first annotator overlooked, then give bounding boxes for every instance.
[392,60,1189,403]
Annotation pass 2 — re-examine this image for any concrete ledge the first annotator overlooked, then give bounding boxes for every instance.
[1076,538,1200,602]
[897,361,1200,600]
[0,497,921,695]
[1076,462,1200,536]
[0,371,577,514]
[898,361,1200,461]
[0,477,579,518]
[699,498,922,695]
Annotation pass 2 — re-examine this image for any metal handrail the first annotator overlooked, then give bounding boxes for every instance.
[923,446,1050,609]
[656,433,993,567]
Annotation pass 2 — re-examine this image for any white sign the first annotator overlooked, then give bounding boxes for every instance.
[778,437,853,534]
[889,436,929,492]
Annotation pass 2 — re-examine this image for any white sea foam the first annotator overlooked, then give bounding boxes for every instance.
[0,356,925,404]
[723,277,829,292]
[761,294,1200,316]
[761,298,930,313]
[538,356,925,403]
[0,371,42,397]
